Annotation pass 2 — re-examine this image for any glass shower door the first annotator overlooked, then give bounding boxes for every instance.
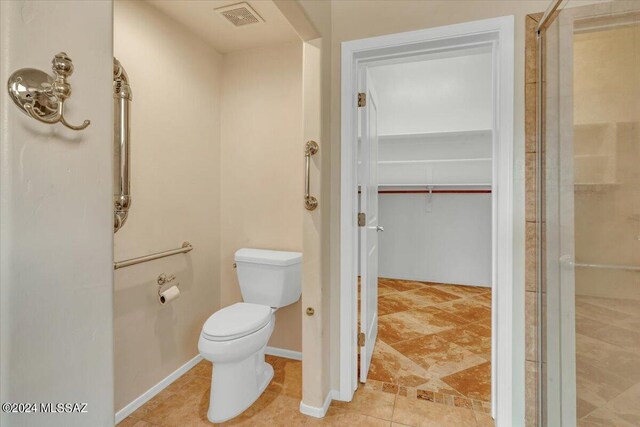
[542,2,640,426]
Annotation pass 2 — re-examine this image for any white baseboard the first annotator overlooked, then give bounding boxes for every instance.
[334,387,355,402]
[299,390,338,418]
[265,346,302,361]
[115,354,203,424]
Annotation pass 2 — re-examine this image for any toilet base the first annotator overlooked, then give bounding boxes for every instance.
[206,351,274,423]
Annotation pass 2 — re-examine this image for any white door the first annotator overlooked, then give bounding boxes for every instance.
[359,68,380,383]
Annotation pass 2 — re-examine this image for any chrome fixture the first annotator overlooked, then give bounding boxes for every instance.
[114,241,193,270]
[7,52,90,130]
[157,273,176,286]
[304,140,319,211]
[537,0,564,32]
[113,58,132,232]
[158,283,180,305]
[157,274,180,305]
[561,256,640,272]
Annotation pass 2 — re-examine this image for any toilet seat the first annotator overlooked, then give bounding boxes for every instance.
[202,302,272,341]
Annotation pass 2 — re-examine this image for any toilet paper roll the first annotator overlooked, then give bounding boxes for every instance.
[159,285,180,305]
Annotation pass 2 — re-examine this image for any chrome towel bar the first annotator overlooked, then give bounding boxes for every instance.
[114,241,193,270]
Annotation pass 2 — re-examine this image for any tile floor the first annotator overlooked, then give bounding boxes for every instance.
[368,279,492,408]
[117,355,493,427]
[574,295,640,427]
[117,278,495,427]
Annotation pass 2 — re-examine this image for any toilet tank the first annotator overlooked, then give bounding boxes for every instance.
[234,248,302,308]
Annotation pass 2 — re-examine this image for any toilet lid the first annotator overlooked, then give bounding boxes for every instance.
[202,303,272,341]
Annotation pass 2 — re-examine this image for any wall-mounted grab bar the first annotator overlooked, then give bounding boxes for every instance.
[114,242,193,270]
[570,261,640,272]
[114,58,132,232]
[560,256,640,272]
[304,140,319,211]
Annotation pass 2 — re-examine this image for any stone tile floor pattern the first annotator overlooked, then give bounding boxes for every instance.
[574,295,640,427]
[367,279,492,408]
[117,278,495,426]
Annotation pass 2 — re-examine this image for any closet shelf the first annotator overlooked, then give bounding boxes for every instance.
[378,188,491,194]
[378,129,492,141]
[379,158,491,165]
[378,183,491,187]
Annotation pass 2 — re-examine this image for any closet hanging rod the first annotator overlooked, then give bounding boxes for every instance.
[114,241,193,270]
[358,184,491,194]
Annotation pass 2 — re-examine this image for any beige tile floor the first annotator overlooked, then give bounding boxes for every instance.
[117,279,495,427]
[118,355,494,427]
[574,295,640,427]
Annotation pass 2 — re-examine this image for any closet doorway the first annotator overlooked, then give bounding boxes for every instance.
[358,45,494,401]
[340,17,516,423]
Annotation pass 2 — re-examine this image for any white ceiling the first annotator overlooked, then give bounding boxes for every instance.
[145,0,300,53]
[369,49,494,136]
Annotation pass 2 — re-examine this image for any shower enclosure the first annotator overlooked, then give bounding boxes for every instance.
[538,1,640,425]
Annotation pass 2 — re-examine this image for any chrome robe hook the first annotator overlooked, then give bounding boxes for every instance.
[7,52,90,131]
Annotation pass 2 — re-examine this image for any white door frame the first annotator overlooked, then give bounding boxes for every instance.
[339,16,515,424]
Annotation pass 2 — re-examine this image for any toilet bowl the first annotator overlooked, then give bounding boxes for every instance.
[198,248,302,423]
[198,303,276,423]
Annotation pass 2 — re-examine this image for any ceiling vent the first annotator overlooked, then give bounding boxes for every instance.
[215,2,264,27]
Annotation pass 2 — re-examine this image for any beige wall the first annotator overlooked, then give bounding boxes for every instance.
[220,41,304,351]
[301,38,328,409]
[296,0,334,409]
[0,1,114,425]
[113,0,222,411]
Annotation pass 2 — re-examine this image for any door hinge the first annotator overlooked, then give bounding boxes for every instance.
[357,92,366,107]
[357,212,366,227]
[358,332,366,347]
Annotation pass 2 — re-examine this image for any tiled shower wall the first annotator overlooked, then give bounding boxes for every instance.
[524,12,543,427]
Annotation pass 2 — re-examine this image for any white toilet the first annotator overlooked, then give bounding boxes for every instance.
[198,248,302,423]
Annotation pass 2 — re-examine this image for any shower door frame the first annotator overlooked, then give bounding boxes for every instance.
[340,16,516,424]
[539,2,640,425]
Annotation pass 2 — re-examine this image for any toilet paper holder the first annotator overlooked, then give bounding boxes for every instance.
[157,273,180,304]
[157,273,176,286]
